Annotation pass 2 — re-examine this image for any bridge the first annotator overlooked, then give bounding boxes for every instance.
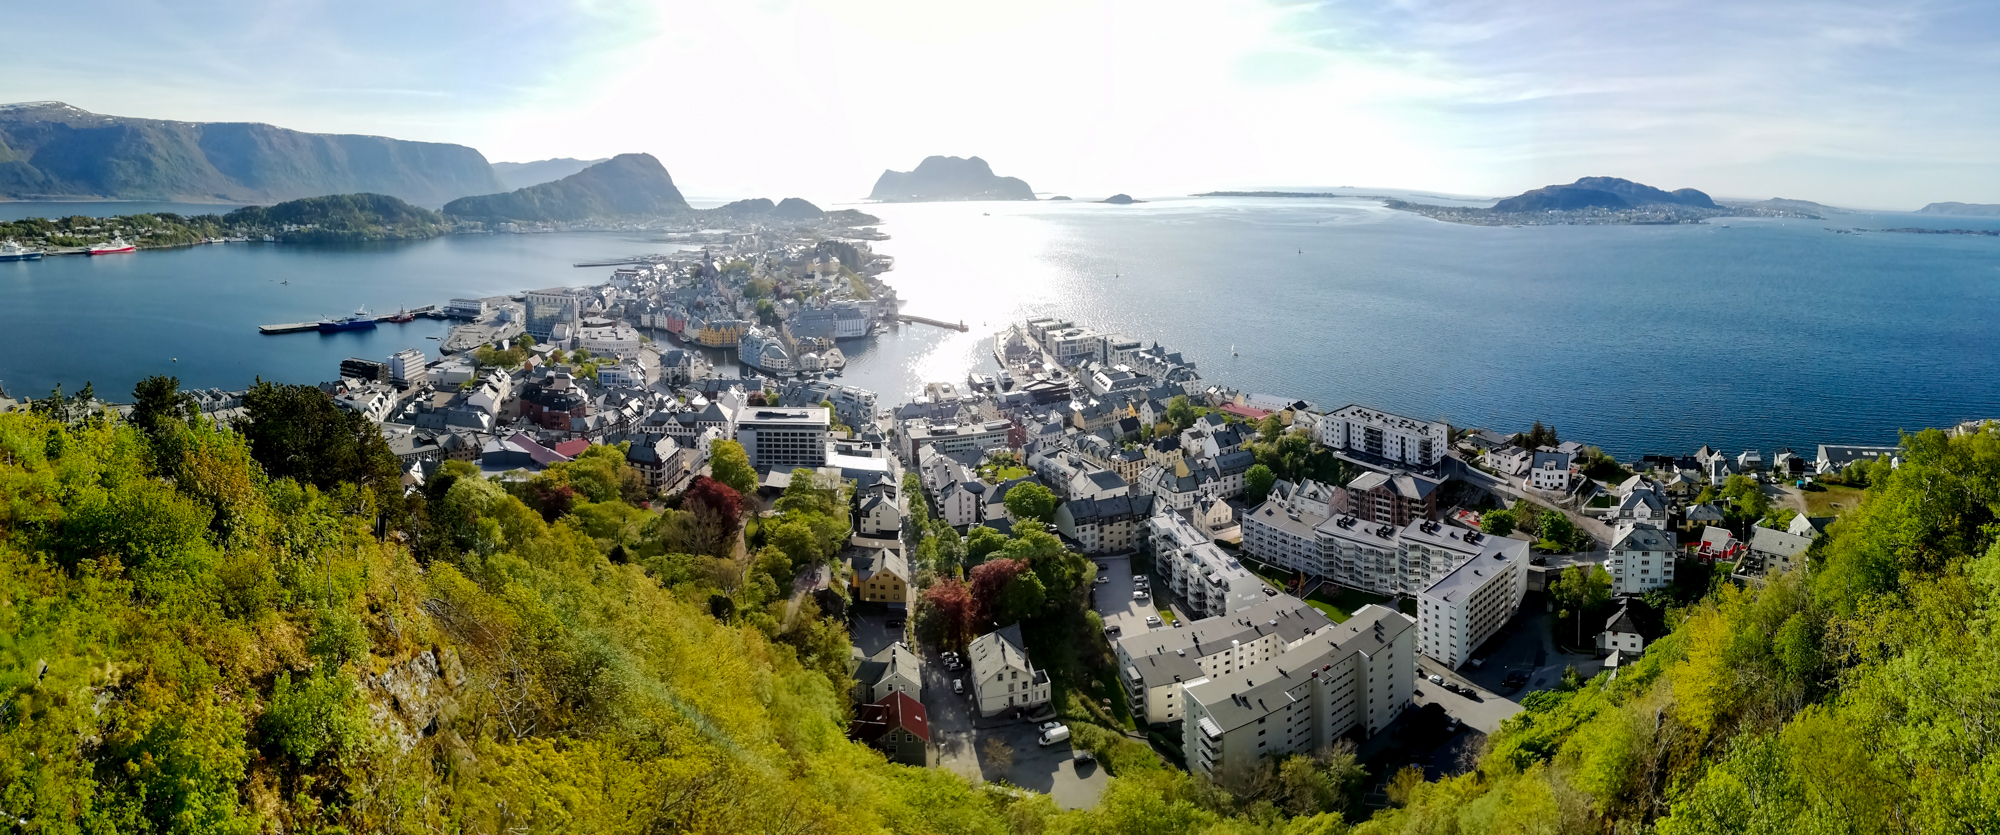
[894,314,968,332]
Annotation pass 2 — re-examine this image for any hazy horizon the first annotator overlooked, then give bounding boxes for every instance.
[5,0,1998,210]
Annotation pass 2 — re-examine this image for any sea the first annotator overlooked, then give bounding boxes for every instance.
[3,196,1998,458]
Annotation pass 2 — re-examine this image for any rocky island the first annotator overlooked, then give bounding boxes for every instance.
[1917,202,2000,216]
[1387,176,1822,225]
[1100,193,1142,204]
[867,155,1034,202]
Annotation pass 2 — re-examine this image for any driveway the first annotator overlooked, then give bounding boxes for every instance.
[852,608,905,657]
[1412,661,1520,734]
[1441,601,1604,717]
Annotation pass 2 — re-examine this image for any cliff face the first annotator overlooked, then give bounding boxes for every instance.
[0,101,503,205]
[442,153,689,221]
[1490,176,1717,212]
[868,155,1033,202]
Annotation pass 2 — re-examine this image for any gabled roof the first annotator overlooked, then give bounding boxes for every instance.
[852,691,929,744]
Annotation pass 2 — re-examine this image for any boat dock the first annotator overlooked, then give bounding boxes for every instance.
[259,305,443,335]
[895,314,969,332]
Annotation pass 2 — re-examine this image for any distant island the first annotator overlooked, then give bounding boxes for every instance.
[712,196,880,226]
[1100,193,1142,204]
[1727,197,1841,216]
[1917,202,2000,217]
[1387,177,1822,226]
[443,154,689,222]
[0,101,502,205]
[491,157,608,191]
[867,156,1034,202]
[0,192,448,250]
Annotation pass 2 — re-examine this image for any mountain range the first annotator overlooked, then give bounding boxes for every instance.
[0,102,502,205]
[441,153,689,222]
[868,155,1033,202]
[1490,176,1717,212]
[490,157,608,191]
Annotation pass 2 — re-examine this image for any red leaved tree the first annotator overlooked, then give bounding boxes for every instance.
[683,475,745,558]
[922,578,977,649]
[969,558,1029,625]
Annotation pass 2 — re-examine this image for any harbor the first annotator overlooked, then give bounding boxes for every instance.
[259,305,444,335]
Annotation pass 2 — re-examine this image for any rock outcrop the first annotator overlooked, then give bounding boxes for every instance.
[867,156,1033,202]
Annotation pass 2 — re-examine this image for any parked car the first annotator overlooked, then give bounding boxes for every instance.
[952,679,964,695]
[1173,620,1186,628]
[1039,720,1063,732]
[1427,674,1444,685]
[1444,682,1462,694]
[888,618,906,629]
[1146,615,1163,627]
[1132,575,1148,585]
[1104,623,1122,635]
[1038,725,1071,746]
[1096,575,1110,584]
[1133,589,1150,600]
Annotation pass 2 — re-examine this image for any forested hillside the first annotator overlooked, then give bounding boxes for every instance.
[1,379,1995,834]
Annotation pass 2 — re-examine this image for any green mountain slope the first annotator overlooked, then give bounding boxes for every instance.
[0,101,503,205]
[2,378,1995,835]
[490,157,609,191]
[443,153,689,221]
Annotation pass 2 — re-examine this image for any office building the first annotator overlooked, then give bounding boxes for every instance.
[735,407,831,470]
[1318,405,1449,469]
[524,287,584,340]
[1415,536,1530,669]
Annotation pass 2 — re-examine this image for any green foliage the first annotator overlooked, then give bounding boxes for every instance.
[260,669,367,768]
[234,379,401,510]
[1479,507,1516,536]
[706,439,758,495]
[1003,481,1057,523]
[1245,463,1277,505]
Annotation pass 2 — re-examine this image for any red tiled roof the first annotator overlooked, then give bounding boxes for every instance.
[1221,403,1272,420]
[553,439,591,458]
[852,691,928,744]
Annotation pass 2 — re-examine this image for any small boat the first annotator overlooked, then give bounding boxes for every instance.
[86,238,136,255]
[262,235,276,242]
[386,308,416,323]
[0,240,43,261]
[317,307,378,333]
[1231,344,1238,357]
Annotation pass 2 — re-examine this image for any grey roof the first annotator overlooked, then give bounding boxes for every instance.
[1419,536,1527,603]
[1612,523,1675,552]
[1604,603,1644,636]
[969,623,1039,681]
[1085,469,1129,492]
[852,547,910,583]
[1116,596,1334,691]
[1214,449,1257,476]
[1749,526,1815,559]
[1531,451,1572,471]
[853,643,920,690]
[1183,605,1412,734]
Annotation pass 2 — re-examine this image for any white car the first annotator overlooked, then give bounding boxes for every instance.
[1427,674,1444,685]
[1039,720,1063,732]
[1095,575,1110,584]
[1134,589,1150,600]
[952,679,964,695]
[1145,615,1163,628]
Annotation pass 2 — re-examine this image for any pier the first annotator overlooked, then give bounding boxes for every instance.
[258,305,442,335]
[895,314,969,332]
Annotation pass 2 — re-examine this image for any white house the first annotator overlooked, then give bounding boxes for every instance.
[856,479,907,538]
[1528,450,1573,492]
[1416,536,1530,669]
[850,642,923,703]
[967,624,1050,717]
[1597,602,1648,657]
[1317,404,1449,469]
[1607,522,1676,594]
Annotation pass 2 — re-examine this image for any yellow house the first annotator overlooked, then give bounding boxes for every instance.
[851,547,911,605]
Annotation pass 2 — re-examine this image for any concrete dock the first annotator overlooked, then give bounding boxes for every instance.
[259,322,320,334]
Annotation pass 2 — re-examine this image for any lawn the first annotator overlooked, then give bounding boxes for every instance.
[1153,600,1179,624]
[1803,483,1866,517]
[978,464,1031,482]
[1305,586,1394,624]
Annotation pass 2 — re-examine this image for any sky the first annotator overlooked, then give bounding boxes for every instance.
[5,0,1998,208]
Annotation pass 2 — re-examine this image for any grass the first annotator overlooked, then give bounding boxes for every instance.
[978,464,1032,482]
[1803,483,1865,517]
[1305,586,1394,624]
[1153,601,1179,624]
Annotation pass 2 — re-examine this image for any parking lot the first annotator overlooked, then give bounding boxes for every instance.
[1091,553,1168,639]
[1412,662,1520,734]
[923,644,1107,808]
[851,606,906,656]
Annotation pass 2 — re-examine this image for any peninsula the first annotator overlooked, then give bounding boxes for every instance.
[0,101,502,205]
[0,192,449,251]
[1916,201,2000,216]
[1387,176,1822,225]
[867,155,1034,202]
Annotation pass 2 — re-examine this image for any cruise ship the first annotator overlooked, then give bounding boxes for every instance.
[0,241,42,261]
[86,237,135,255]
[317,308,378,333]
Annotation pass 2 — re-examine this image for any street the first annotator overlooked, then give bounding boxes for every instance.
[920,641,1107,808]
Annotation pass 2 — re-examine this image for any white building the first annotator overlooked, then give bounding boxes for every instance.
[1416,536,1530,669]
[1182,606,1414,782]
[1318,405,1449,469]
[1607,522,1677,594]
[1115,595,1334,727]
[1149,511,1269,619]
[524,287,584,340]
[578,323,645,360]
[446,297,489,319]
[385,348,429,389]
[735,407,831,471]
[1242,480,1337,576]
[1528,450,1573,492]
[967,624,1050,717]
[1597,602,1647,657]
[902,418,1012,465]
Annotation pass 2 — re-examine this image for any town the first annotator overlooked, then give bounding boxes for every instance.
[0,227,1935,812]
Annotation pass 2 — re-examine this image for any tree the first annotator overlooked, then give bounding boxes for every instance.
[1003,481,1057,523]
[235,380,400,509]
[922,578,978,648]
[993,570,1047,626]
[1165,395,1197,431]
[1258,414,1285,443]
[1245,464,1277,505]
[707,439,758,495]
[1763,507,1799,532]
[1521,421,1560,449]
[130,374,198,438]
[682,476,744,557]
[1539,509,1581,551]
[982,738,1014,771]
[970,558,1031,625]
[1481,507,1517,536]
[965,525,1009,564]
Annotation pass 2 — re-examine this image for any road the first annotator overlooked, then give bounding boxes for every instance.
[1412,661,1521,734]
[921,641,1107,808]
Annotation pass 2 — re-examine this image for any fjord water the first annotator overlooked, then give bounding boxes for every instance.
[2,196,1996,456]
